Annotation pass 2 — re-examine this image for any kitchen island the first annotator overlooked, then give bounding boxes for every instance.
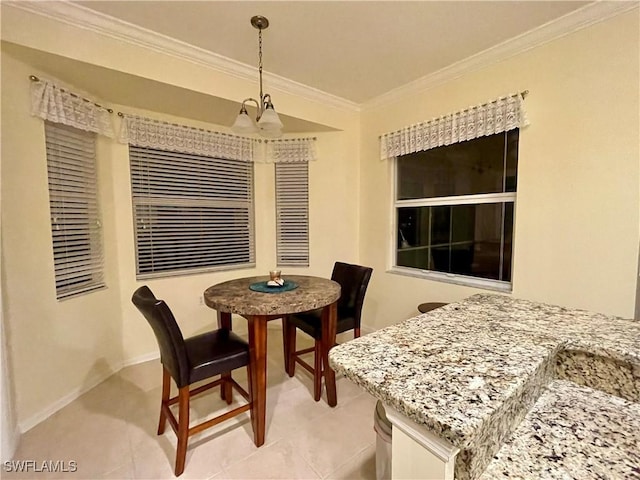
[328,294,640,479]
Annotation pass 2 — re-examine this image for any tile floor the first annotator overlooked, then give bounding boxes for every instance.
[6,326,378,480]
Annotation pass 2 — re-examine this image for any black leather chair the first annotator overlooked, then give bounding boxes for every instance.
[282,262,373,401]
[131,286,254,476]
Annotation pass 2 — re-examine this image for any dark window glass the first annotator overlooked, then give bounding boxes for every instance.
[396,202,514,282]
[505,134,518,192]
[395,129,518,284]
[501,202,514,281]
[397,130,519,200]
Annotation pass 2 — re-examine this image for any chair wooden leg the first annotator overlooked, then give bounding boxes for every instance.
[175,386,190,476]
[354,327,361,338]
[282,317,297,377]
[218,311,233,403]
[217,310,232,330]
[323,302,339,407]
[245,361,255,431]
[282,317,289,374]
[221,373,233,405]
[313,340,322,401]
[158,367,171,435]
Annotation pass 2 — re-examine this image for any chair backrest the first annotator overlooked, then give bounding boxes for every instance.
[331,262,373,325]
[131,286,190,387]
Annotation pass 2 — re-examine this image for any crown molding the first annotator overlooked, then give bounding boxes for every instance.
[6,1,636,114]
[362,1,639,111]
[5,1,361,113]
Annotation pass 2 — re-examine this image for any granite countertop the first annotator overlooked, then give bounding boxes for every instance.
[480,379,640,479]
[329,293,640,479]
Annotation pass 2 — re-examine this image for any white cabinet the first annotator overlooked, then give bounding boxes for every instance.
[386,406,459,480]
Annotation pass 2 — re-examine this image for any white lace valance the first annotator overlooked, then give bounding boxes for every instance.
[380,92,528,160]
[30,78,114,138]
[265,137,318,163]
[118,114,256,162]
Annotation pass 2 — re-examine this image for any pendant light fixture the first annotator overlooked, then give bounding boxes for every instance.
[231,15,283,138]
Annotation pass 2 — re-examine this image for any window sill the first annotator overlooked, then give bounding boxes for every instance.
[388,266,512,293]
[136,263,256,280]
[57,284,107,301]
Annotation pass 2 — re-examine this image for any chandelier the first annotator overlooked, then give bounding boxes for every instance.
[231,15,283,138]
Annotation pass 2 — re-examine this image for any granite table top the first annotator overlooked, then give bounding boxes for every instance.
[329,293,640,479]
[203,275,340,316]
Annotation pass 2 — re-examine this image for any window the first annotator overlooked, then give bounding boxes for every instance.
[394,130,518,288]
[275,161,309,266]
[130,146,255,277]
[45,121,104,299]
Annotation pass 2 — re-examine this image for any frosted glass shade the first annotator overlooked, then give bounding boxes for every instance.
[257,106,283,132]
[231,111,259,134]
[259,127,283,139]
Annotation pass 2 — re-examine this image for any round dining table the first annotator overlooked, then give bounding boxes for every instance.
[203,275,341,447]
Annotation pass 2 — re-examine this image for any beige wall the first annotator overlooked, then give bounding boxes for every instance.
[1,53,125,429]
[1,84,19,458]
[360,10,640,327]
[1,7,360,429]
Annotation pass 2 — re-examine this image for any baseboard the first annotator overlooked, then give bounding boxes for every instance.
[121,351,159,368]
[19,370,115,433]
[360,324,376,336]
[18,352,160,433]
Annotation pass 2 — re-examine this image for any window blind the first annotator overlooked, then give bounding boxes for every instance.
[130,146,255,277]
[275,161,309,266]
[45,121,104,299]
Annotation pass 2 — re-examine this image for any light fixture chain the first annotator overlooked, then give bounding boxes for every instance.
[258,27,263,103]
[232,15,282,137]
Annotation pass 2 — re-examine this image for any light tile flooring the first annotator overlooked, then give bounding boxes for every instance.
[6,327,378,480]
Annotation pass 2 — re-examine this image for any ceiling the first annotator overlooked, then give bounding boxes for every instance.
[73,1,591,104]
